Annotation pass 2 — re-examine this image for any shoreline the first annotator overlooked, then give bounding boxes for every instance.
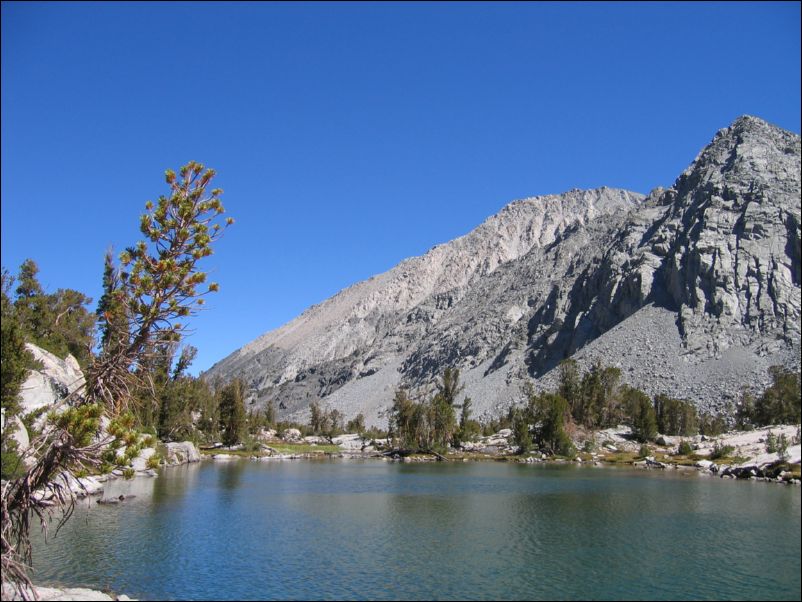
[197,423,802,485]
[1,583,135,601]
[199,449,802,485]
[8,437,799,602]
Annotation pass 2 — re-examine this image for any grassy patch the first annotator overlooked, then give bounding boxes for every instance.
[600,451,639,464]
[660,454,698,466]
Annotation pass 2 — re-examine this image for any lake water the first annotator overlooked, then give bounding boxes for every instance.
[29,460,801,600]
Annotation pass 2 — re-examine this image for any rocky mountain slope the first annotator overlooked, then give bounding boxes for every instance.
[206,116,801,426]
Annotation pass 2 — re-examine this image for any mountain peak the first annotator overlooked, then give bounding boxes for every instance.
[674,114,800,205]
[206,118,800,427]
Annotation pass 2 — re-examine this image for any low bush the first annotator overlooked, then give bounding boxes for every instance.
[710,443,734,460]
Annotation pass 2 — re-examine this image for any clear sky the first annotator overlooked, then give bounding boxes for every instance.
[2,2,800,374]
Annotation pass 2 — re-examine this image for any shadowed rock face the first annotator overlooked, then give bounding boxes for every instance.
[206,116,800,426]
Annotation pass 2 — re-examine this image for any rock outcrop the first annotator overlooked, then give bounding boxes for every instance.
[1,343,87,463]
[163,441,201,465]
[1,583,135,601]
[18,343,85,415]
[205,116,801,426]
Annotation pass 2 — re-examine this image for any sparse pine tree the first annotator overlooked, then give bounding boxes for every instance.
[558,359,581,417]
[265,399,277,427]
[309,400,324,434]
[437,367,464,407]
[219,379,246,446]
[346,413,365,434]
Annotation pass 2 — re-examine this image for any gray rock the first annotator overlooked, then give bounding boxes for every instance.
[205,116,801,426]
[212,453,237,460]
[130,447,156,472]
[1,584,128,601]
[332,433,364,449]
[282,428,302,442]
[19,344,85,417]
[164,441,201,465]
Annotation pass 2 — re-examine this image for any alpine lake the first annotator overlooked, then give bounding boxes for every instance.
[29,459,801,601]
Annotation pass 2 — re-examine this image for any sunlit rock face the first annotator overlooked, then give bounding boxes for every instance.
[206,116,800,426]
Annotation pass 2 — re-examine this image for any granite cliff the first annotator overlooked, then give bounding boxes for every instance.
[206,116,801,426]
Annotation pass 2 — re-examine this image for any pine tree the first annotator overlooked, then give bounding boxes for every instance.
[10,260,96,367]
[754,366,801,425]
[2,162,234,593]
[87,161,233,414]
[219,379,246,446]
[437,367,464,407]
[265,399,276,427]
[1,271,34,418]
[623,386,657,442]
[558,359,580,414]
[389,387,417,448]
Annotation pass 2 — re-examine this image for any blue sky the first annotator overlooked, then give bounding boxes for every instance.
[2,2,800,374]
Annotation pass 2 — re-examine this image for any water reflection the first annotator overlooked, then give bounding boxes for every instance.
[30,461,801,601]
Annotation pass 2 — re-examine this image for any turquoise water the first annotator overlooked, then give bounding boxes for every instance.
[30,460,801,600]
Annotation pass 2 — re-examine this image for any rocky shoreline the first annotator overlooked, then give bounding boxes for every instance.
[201,424,802,485]
[1,583,135,601]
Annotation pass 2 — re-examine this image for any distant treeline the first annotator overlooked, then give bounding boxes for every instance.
[378,359,800,458]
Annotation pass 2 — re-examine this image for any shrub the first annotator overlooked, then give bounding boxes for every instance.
[710,443,734,460]
[146,454,161,469]
[677,440,694,456]
[558,440,577,459]
[638,443,651,458]
[122,468,135,480]
[776,434,789,461]
[765,431,778,453]
[124,445,141,461]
